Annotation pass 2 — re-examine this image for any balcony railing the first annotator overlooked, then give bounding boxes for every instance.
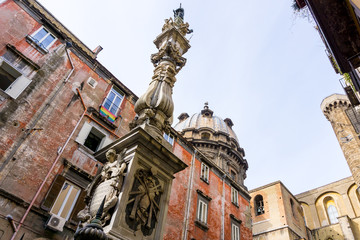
[340,77,360,106]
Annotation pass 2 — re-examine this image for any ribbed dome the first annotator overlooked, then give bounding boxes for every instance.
[173,103,247,186]
[174,103,239,144]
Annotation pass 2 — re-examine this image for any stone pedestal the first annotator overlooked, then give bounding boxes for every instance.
[94,126,187,240]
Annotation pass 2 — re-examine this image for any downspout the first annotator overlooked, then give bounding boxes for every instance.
[0,44,75,172]
[9,44,76,240]
[182,149,196,240]
[221,174,226,240]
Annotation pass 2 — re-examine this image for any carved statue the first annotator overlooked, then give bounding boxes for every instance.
[77,148,127,226]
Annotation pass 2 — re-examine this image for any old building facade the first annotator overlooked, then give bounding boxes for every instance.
[250,182,307,240]
[0,0,252,239]
[296,176,360,240]
[250,176,360,240]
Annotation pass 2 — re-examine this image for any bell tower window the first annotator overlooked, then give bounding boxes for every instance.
[255,195,265,216]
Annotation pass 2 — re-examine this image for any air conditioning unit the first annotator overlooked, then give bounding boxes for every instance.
[46,214,66,232]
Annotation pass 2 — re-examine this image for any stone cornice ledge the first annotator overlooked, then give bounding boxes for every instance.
[196,189,212,201]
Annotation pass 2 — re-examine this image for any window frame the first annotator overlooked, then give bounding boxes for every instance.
[163,132,174,145]
[0,57,31,99]
[231,186,239,206]
[195,190,211,231]
[327,204,339,224]
[197,199,208,224]
[200,162,210,183]
[324,197,339,225]
[231,223,240,240]
[102,86,124,115]
[75,122,112,152]
[27,26,57,52]
[49,180,81,221]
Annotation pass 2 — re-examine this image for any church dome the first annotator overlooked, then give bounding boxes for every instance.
[173,103,247,186]
[174,103,240,149]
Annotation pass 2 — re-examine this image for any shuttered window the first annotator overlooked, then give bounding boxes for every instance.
[41,175,86,223]
[197,199,208,224]
[0,58,31,99]
[231,187,239,206]
[232,224,240,240]
[50,181,81,220]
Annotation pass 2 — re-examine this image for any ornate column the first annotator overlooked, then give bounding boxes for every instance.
[130,5,191,143]
[77,6,191,240]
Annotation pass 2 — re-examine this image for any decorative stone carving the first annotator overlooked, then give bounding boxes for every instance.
[125,168,163,236]
[130,6,192,136]
[77,148,127,226]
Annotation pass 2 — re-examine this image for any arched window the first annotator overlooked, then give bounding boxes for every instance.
[324,197,339,224]
[327,205,339,224]
[254,195,265,216]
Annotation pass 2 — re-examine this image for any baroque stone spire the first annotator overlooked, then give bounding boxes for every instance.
[130,5,192,138]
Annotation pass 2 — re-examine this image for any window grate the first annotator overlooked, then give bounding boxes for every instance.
[345,107,360,133]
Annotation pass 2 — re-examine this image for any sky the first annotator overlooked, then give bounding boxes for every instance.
[38,0,352,194]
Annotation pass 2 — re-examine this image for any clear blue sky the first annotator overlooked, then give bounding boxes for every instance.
[38,0,351,194]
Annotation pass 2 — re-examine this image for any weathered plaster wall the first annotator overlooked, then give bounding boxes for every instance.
[250,182,307,239]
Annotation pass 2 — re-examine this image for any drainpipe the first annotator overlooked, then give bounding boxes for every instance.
[221,174,226,240]
[0,43,75,172]
[182,149,196,240]
[10,104,86,240]
[9,44,76,240]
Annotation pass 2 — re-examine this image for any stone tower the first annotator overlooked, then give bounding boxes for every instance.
[321,94,360,187]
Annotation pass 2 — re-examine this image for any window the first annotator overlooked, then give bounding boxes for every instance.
[345,107,360,133]
[87,77,98,88]
[231,187,239,206]
[0,58,31,99]
[103,86,124,115]
[200,162,209,182]
[254,195,265,216]
[197,199,208,224]
[327,204,339,224]
[100,86,124,123]
[232,223,240,240]
[324,197,339,224]
[231,170,237,181]
[50,181,81,220]
[83,128,105,151]
[163,132,174,145]
[29,26,56,50]
[75,122,112,152]
[195,190,211,231]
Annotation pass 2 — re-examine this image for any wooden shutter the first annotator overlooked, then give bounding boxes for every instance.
[6,75,31,99]
[41,174,65,211]
[75,122,92,144]
[69,189,87,223]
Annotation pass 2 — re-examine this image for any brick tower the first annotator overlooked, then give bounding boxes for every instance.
[321,94,360,187]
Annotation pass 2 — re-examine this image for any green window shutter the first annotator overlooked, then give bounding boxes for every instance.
[41,174,65,211]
